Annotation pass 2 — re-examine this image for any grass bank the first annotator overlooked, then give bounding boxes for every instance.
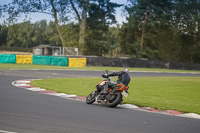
[0,63,200,73]
[30,77,200,114]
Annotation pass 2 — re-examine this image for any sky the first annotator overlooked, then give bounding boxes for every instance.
[0,0,128,25]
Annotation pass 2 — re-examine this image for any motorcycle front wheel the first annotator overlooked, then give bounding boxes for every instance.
[106,91,122,108]
[86,91,98,104]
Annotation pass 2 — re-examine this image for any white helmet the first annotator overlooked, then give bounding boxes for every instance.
[123,68,129,73]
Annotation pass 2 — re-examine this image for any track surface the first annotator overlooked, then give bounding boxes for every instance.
[1,69,200,78]
[0,69,200,133]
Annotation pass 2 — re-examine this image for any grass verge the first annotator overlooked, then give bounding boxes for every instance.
[30,77,200,114]
[0,63,200,73]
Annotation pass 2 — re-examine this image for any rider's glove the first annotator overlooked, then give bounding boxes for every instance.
[102,74,108,78]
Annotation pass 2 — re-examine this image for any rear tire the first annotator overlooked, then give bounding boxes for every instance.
[86,91,98,104]
[106,91,122,108]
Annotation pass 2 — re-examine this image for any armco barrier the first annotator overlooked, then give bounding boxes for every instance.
[68,58,86,67]
[51,56,68,66]
[16,55,33,64]
[0,54,16,64]
[33,55,52,65]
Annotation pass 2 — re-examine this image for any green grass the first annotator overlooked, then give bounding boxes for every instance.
[30,77,200,114]
[0,63,200,73]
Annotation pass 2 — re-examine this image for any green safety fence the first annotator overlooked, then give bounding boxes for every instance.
[33,55,52,65]
[51,56,68,66]
[0,54,16,64]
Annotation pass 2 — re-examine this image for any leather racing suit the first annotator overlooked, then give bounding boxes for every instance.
[99,71,131,93]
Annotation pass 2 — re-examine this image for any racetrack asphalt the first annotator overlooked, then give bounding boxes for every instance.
[0,69,200,133]
[1,69,200,78]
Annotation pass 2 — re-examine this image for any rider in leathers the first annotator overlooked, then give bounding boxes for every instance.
[100,68,131,93]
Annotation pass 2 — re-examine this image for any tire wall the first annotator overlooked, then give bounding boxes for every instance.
[0,54,86,67]
[0,54,16,64]
[86,57,200,70]
[1,53,200,70]
[16,55,33,64]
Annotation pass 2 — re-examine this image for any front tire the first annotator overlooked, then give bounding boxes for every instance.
[86,91,98,104]
[106,91,122,108]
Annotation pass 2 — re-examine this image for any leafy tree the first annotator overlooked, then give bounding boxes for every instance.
[61,22,79,47]
[0,24,8,46]
[69,0,89,51]
[124,0,172,58]
[2,0,69,46]
[5,20,62,48]
[121,0,200,63]
[46,21,61,45]
[108,26,121,57]
[85,0,121,56]
[32,20,49,46]
[174,0,200,63]
[6,21,34,48]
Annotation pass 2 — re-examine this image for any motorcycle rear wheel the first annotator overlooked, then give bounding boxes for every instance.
[106,91,122,108]
[86,91,98,104]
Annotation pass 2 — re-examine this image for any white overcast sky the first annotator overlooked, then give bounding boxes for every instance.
[0,0,128,25]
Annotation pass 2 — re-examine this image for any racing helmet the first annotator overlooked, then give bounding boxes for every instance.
[122,68,129,73]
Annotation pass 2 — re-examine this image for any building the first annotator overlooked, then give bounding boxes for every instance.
[32,45,61,56]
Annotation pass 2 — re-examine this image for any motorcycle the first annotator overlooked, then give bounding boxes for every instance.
[86,70,129,108]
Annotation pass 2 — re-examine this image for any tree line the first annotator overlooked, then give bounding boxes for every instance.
[0,0,200,63]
